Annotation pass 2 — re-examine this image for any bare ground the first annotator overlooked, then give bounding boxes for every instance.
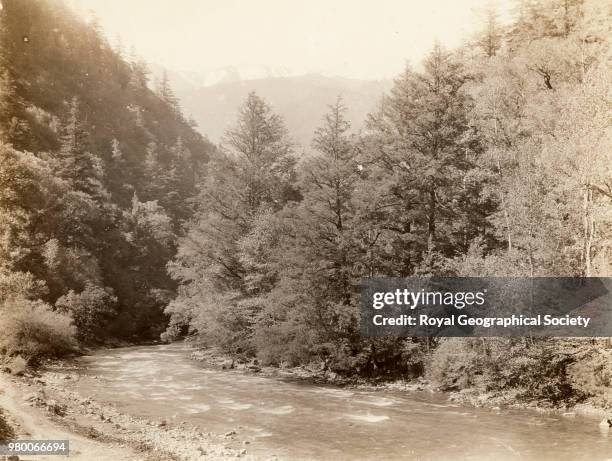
[0,371,257,461]
[0,373,142,460]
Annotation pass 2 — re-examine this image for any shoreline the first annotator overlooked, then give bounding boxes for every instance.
[0,366,256,460]
[188,345,611,421]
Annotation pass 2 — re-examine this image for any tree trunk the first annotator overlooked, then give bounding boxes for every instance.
[428,186,436,243]
[583,185,594,277]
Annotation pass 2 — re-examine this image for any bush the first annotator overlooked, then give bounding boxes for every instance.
[253,322,320,367]
[55,284,118,342]
[324,338,428,378]
[567,341,612,408]
[428,338,586,406]
[0,297,77,363]
[427,338,485,390]
[0,270,48,303]
[6,356,27,375]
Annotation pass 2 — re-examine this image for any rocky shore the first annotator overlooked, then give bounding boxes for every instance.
[188,348,431,391]
[0,368,261,460]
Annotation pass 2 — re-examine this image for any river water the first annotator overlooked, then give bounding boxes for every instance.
[74,343,611,460]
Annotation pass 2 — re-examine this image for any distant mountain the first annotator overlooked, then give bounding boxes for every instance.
[167,72,393,151]
[150,64,295,93]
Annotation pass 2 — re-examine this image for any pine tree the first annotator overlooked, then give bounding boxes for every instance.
[288,97,362,334]
[57,97,108,200]
[165,93,298,351]
[222,91,298,214]
[156,70,180,115]
[476,3,504,57]
[365,45,486,272]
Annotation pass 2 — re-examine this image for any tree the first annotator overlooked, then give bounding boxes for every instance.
[0,143,66,273]
[156,70,180,115]
[299,97,361,306]
[475,3,504,57]
[364,45,489,273]
[57,97,109,201]
[541,64,612,276]
[0,3,27,146]
[165,93,298,351]
[222,92,298,214]
[128,48,150,94]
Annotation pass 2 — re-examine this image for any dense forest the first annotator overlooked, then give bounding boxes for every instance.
[0,0,214,354]
[0,0,611,409]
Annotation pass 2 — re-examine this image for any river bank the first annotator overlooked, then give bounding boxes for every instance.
[189,346,612,421]
[0,369,256,460]
[0,372,152,460]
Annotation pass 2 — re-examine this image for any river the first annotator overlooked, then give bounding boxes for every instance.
[74,343,611,460]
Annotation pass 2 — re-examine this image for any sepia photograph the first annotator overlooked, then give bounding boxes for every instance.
[0,0,611,459]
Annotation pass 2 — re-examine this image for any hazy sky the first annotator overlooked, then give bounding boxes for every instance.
[69,0,509,81]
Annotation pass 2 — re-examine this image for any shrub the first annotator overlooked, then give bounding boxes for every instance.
[428,338,586,406]
[7,356,27,375]
[567,342,612,408]
[325,338,428,378]
[55,284,118,342]
[0,270,48,303]
[0,297,77,363]
[253,322,320,367]
[427,338,485,390]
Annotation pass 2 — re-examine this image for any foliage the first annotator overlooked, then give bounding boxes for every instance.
[165,92,298,351]
[0,297,77,362]
[428,338,588,406]
[0,0,213,343]
[568,343,612,408]
[55,284,118,342]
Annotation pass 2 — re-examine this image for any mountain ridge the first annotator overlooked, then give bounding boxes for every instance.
[166,70,393,149]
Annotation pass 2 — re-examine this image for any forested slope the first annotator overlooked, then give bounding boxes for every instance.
[166,0,612,407]
[0,0,214,356]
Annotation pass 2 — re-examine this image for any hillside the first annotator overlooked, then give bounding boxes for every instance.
[0,0,215,343]
[174,73,392,150]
